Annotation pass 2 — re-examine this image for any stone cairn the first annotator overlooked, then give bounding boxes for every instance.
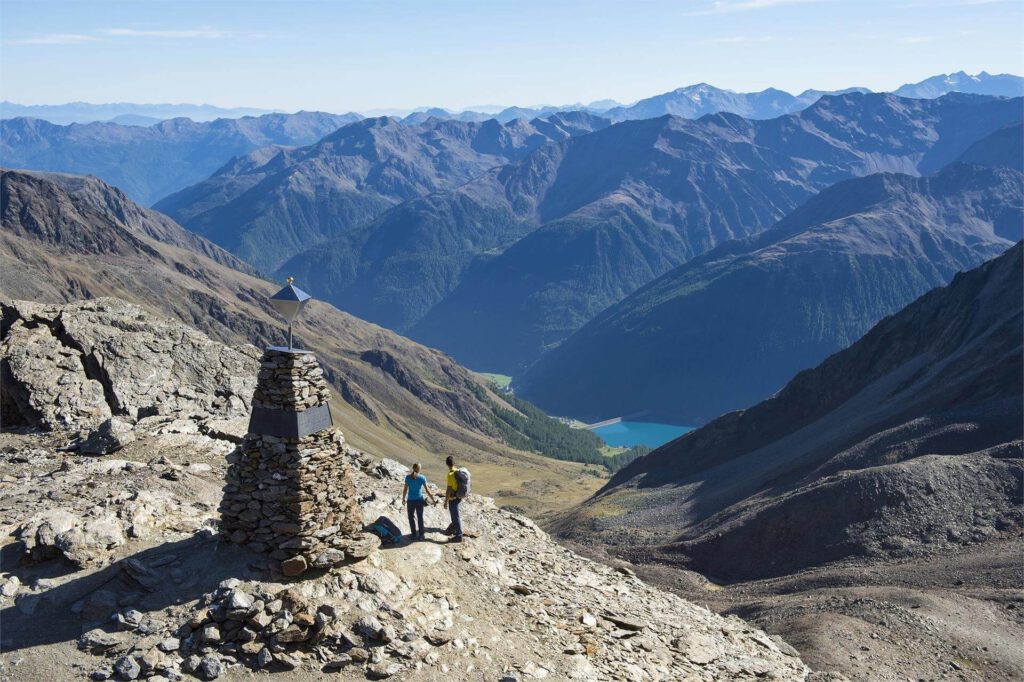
[220,349,371,577]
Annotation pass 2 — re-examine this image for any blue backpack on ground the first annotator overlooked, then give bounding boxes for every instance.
[368,515,403,544]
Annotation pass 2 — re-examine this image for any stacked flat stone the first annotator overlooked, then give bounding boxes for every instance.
[220,349,368,577]
[250,352,332,411]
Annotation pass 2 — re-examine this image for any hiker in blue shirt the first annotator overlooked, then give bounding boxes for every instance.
[402,463,437,540]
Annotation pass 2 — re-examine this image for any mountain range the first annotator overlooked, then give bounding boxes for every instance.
[227,92,1022,376]
[154,112,611,272]
[2,73,1019,210]
[7,91,1018,408]
[0,101,281,125]
[0,111,361,205]
[518,156,1023,424]
[10,71,1008,126]
[600,84,869,121]
[382,72,1023,125]
[443,72,1023,123]
[555,242,1022,578]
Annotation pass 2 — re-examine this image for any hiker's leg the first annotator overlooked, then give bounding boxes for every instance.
[414,500,425,537]
[450,499,462,538]
[407,502,417,536]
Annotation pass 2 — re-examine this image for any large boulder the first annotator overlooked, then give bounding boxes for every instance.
[0,319,111,430]
[55,515,128,566]
[0,298,261,431]
[17,509,127,567]
[16,509,80,561]
[79,417,137,455]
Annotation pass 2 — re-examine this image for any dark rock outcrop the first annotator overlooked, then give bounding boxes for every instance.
[2,169,256,273]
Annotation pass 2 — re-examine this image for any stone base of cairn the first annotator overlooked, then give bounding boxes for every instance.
[220,348,369,577]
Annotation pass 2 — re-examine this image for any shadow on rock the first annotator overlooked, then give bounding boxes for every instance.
[0,530,261,652]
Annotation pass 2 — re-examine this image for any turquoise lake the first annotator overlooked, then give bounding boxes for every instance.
[590,421,694,448]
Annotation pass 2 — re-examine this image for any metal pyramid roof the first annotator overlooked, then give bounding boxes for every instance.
[270,278,311,303]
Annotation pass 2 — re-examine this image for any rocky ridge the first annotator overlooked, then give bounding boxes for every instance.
[0,169,257,274]
[0,436,811,681]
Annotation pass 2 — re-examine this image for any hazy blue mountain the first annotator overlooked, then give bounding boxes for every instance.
[894,71,1024,99]
[555,243,1022,580]
[585,99,623,110]
[392,72,1020,126]
[517,163,1022,425]
[403,93,1023,373]
[956,122,1024,170]
[0,101,280,125]
[0,111,361,205]
[602,83,870,121]
[400,105,620,125]
[401,108,492,125]
[107,114,165,126]
[599,72,1020,122]
[89,92,1024,381]
[157,113,611,272]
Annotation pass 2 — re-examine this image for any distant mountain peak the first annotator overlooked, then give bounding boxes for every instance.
[895,71,1023,99]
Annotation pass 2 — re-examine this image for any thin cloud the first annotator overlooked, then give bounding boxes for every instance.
[6,26,243,46]
[698,35,776,44]
[899,36,935,44]
[7,33,100,45]
[898,0,1012,6]
[100,27,227,39]
[684,0,823,16]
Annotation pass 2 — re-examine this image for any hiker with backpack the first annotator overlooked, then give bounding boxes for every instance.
[401,462,437,541]
[444,455,470,543]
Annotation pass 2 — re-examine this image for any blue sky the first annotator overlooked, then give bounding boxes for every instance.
[1,0,1021,112]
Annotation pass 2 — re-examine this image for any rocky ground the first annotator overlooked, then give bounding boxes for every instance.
[0,426,810,681]
[569,539,1024,682]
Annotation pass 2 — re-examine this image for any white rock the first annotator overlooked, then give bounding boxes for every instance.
[1,576,21,598]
